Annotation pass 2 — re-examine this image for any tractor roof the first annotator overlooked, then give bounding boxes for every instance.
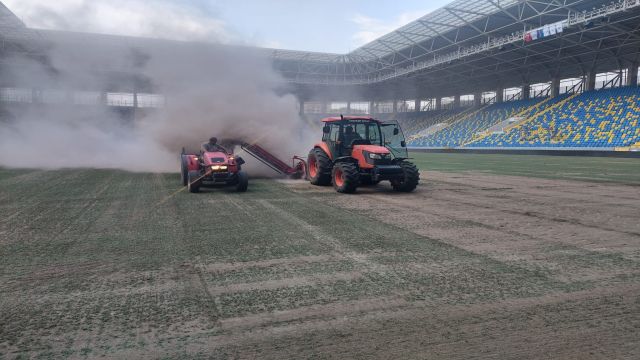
[321,116,381,123]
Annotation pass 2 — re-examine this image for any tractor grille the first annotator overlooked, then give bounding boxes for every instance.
[373,157,393,166]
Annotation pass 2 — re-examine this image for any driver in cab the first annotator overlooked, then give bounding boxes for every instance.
[342,126,362,148]
[202,137,226,153]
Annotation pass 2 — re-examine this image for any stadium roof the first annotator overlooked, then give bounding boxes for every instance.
[0,2,41,46]
[271,0,640,88]
[0,2,23,29]
[1,0,640,97]
[350,0,521,60]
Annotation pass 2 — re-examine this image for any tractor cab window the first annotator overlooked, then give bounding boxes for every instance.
[381,121,409,159]
[354,124,367,140]
[344,123,365,147]
[323,124,341,142]
[342,121,382,150]
[323,123,343,157]
[367,123,381,145]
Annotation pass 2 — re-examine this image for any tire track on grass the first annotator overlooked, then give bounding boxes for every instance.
[427,180,640,234]
[429,173,640,206]
[153,173,226,327]
[256,199,387,271]
[427,191,640,238]
[202,282,640,356]
[195,265,222,325]
[346,193,639,284]
[357,190,640,250]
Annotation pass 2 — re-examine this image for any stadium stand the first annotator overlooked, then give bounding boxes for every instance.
[409,98,545,147]
[396,108,468,138]
[467,87,640,148]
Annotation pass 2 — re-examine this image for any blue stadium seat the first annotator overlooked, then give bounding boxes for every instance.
[409,98,542,147]
[466,87,640,148]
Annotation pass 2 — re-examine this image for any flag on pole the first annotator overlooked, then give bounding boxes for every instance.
[555,22,564,33]
[531,29,539,40]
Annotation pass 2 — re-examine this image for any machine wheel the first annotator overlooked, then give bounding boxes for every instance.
[180,156,189,186]
[290,160,307,180]
[307,148,332,186]
[187,171,202,193]
[391,161,420,192]
[236,171,249,192]
[332,162,359,194]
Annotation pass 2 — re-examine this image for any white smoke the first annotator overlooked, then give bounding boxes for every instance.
[0,29,315,174]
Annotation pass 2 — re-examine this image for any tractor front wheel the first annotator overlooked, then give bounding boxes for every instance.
[307,148,332,186]
[332,162,359,194]
[187,171,202,193]
[236,171,249,192]
[180,156,189,186]
[391,161,420,192]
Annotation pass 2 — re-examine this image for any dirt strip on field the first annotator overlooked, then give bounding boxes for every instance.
[286,171,640,283]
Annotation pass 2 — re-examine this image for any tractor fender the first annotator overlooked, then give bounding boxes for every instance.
[183,154,200,172]
[314,142,333,160]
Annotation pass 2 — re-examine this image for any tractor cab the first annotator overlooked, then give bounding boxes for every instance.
[321,116,408,159]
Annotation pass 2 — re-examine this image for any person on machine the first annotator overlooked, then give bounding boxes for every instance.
[342,126,363,148]
[202,137,227,153]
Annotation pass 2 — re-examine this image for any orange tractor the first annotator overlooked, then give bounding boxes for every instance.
[307,116,419,193]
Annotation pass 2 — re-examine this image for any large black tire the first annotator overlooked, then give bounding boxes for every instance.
[307,148,332,186]
[391,161,420,192]
[332,162,359,194]
[187,171,202,193]
[236,171,249,192]
[180,156,189,186]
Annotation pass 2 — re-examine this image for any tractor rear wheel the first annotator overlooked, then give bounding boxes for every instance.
[187,171,202,193]
[391,161,419,192]
[307,148,332,186]
[236,171,249,192]
[332,162,359,194]
[180,156,189,186]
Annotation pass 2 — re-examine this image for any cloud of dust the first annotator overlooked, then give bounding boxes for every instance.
[0,31,316,175]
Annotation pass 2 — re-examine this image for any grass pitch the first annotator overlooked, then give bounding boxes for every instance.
[411,152,640,184]
[1,153,639,358]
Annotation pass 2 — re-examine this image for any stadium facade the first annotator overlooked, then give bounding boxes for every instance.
[1,0,640,150]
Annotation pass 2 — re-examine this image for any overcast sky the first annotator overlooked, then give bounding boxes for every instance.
[4,0,451,53]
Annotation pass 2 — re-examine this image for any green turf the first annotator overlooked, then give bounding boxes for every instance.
[0,168,569,357]
[409,152,640,185]
[1,158,638,357]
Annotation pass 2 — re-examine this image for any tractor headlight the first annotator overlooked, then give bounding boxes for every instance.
[364,151,389,165]
[211,165,228,171]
